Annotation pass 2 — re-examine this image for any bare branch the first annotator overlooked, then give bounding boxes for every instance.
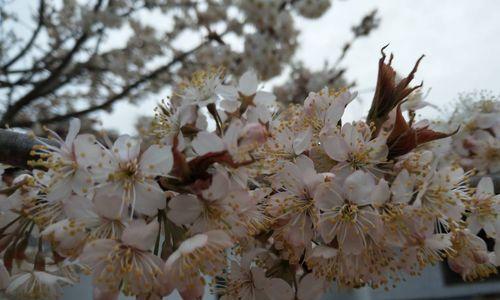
[0,0,46,72]
[9,39,211,128]
[0,129,54,169]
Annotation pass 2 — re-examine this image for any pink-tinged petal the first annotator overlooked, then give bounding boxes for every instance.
[314,182,344,210]
[167,194,202,226]
[191,132,225,155]
[134,182,166,216]
[467,216,482,235]
[280,162,306,195]
[293,127,312,155]
[177,104,198,127]
[220,99,240,113]
[215,84,239,102]
[344,170,375,205]
[80,239,117,266]
[321,134,349,162]
[476,177,494,196]
[340,226,364,254]
[391,169,413,204]
[74,134,101,168]
[112,135,141,162]
[371,179,390,207]
[324,101,344,128]
[93,287,119,300]
[425,234,452,250]
[93,191,123,220]
[121,219,159,251]
[366,135,389,161]
[264,277,294,300]
[139,144,173,176]
[63,194,96,220]
[72,168,93,196]
[254,91,276,105]
[238,70,258,96]
[202,171,230,201]
[65,118,81,145]
[46,176,72,202]
[178,278,205,300]
[297,273,328,300]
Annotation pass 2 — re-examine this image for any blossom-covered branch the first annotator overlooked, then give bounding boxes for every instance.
[0,49,499,300]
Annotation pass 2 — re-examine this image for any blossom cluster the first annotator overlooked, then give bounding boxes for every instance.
[445,92,500,175]
[0,49,499,300]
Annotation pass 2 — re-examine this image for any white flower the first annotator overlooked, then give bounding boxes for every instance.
[221,254,293,300]
[314,170,383,254]
[35,118,101,201]
[167,169,252,235]
[320,121,388,180]
[216,69,276,113]
[191,120,267,161]
[414,165,469,221]
[79,220,162,296]
[303,88,356,133]
[448,229,497,281]
[268,155,328,249]
[162,230,233,298]
[95,135,172,216]
[177,68,224,107]
[6,270,73,299]
[467,177,500,237]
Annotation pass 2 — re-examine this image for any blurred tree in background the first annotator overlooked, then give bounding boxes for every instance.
[0,0,378,134]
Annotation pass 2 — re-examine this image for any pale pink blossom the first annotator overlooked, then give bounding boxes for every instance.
[314,170,383,254]
[95,135,172,216]
[320,121,388,179]
[467,177,500,237]
[80,220,162,295]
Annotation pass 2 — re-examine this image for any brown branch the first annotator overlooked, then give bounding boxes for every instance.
[0,0,104,127]
[1,0,46,72]
[0,129,55,169]
[9,40,211,128]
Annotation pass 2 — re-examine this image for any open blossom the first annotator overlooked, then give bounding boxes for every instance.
[314,170,383,254]
[268,156,328,251]
[162,230,233,298]
[414,165,470,220]
[167,169,252,235]
[6,270,73,300]
[80,220,162,296]
[42,191,126,257]
[191,119,267,161]
[216,69,276,113]
[466,177,500,237]
[95,135,172,216]
[303,88,356,133]
[320,121,388,179]
[220,252,293,300]
[448,229,497,281]
[177,68,224,107]
[34,118,100,201]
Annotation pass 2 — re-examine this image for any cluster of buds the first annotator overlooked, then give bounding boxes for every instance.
[0,49,499,300]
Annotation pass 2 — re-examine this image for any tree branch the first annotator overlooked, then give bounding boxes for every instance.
[0,0,104,127]
[0,0,46,72]
[0,129,55,169]
[9,39,211,127]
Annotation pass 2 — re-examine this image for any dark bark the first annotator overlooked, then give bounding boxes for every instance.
[0,129,55,169]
